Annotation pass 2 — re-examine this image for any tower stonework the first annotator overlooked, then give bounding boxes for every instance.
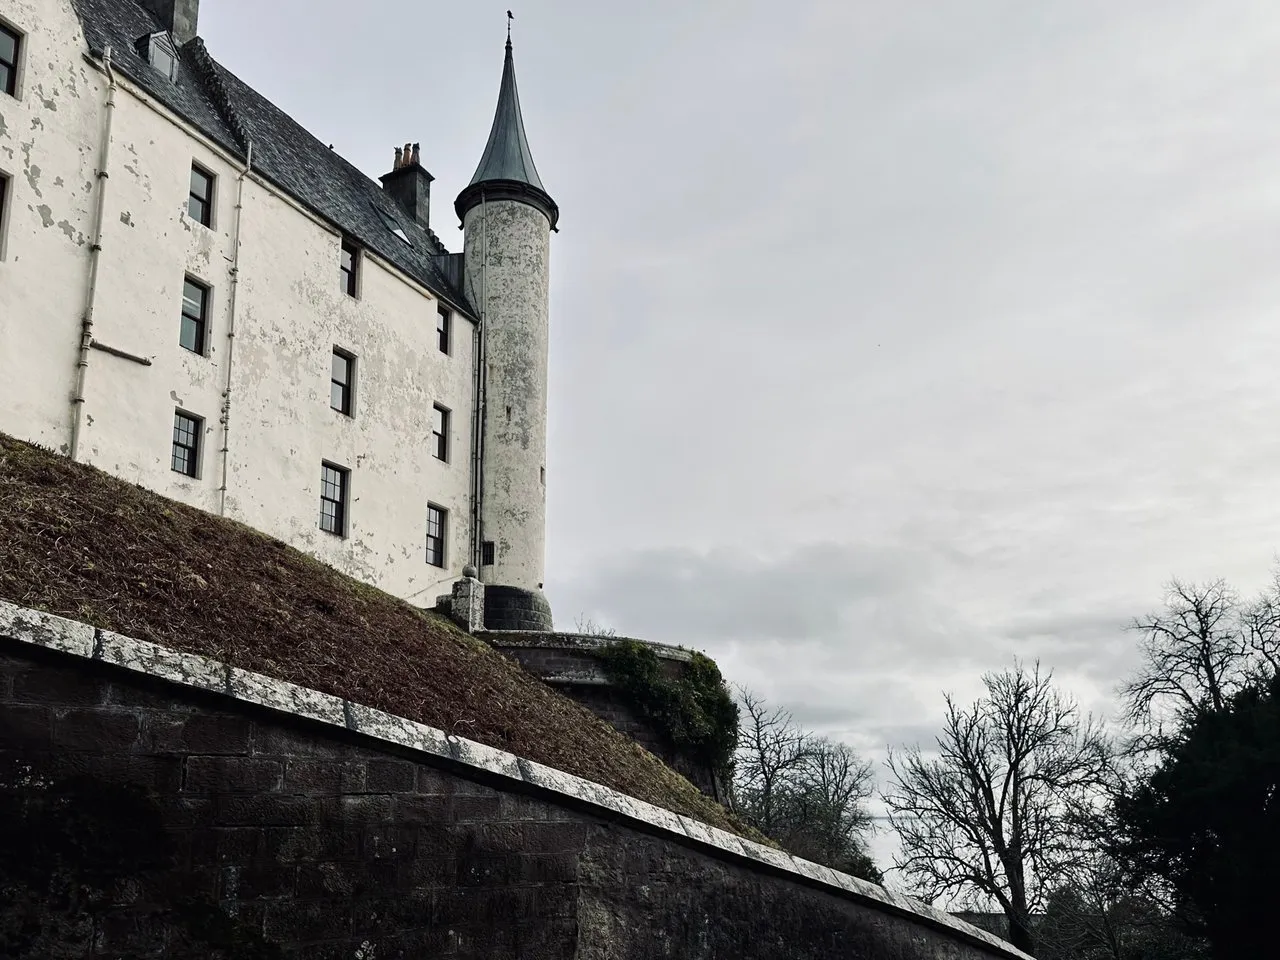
[458,39,560,631]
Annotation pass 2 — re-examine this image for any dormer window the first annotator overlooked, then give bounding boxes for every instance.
[137,32,178,81]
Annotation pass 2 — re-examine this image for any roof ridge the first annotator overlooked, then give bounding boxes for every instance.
[185,37,250,154]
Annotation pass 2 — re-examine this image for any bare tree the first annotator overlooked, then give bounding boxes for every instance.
[884,661,1112,955]
[733,688,811,837]
[733,689,880,881]
[1124,576,1280,732]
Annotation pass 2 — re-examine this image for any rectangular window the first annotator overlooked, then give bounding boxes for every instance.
[426,504,446,567]
[171,411,202,478]
[481,541,495,566]
[0,23,19,98]
[320,462,349,536]
[0,172,9,258]
[437,306,451,354]
[340,241,358,297]
[432,404,450,462]
[178,277,210,353]
[331,349,355,415]
[188,163,214,226]
[180,277,209,354]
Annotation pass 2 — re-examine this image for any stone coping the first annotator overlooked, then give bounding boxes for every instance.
[479,630,695,663]
[0,600,1030,960]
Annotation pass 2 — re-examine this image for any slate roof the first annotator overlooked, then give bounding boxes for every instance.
[69,0,476,318]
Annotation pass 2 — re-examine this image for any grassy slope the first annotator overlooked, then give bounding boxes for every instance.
[0,433,757,838]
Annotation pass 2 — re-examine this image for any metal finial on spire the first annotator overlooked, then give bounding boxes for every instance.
[507,10,513,45]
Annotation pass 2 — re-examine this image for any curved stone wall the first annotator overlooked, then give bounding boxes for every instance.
[481,631,723,799]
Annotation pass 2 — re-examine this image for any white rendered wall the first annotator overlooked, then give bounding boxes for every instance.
[0,0,102,450]
[0,0,476,608]
[463,199,551,593]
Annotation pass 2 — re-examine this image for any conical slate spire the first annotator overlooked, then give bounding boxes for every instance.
[469,39,546,191]
[456,38,559,229]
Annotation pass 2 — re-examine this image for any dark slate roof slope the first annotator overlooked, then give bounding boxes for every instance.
[69,0,475,318]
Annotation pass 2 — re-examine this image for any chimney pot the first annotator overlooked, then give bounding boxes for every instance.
[381,140,436,230]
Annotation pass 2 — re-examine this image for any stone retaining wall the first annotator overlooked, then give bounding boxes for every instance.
[0,601,1029,960]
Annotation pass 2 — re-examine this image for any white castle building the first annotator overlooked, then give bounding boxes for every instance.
[0,0,559,629]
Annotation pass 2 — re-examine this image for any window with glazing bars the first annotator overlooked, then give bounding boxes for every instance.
[320,463,348,536]
[188,163,214,226]
[0,24,19,98]
[171,411,201,477]
[481,541,495,566]
[340,241,358,296]
[437,306,450,354]
[426,504,446,567]
[331,349,354,415]
[180,278,209,353]
[432,404,449,462]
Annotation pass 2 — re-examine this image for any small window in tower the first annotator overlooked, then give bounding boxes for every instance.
[171,410,202,478]
[340,240,359,297]
[0,171,11,261]
[188,163,214,227]
[437,305,451,354]
[481,541,495,566]
[331,348,355,416]
[320,462,349,536]
[179,276,210,354]
[432,404,450,462]
[425,504,446,567]
[1,22,21,98]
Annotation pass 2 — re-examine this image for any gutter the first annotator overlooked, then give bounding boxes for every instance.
[69,45,117,462]
[218,141,253,516]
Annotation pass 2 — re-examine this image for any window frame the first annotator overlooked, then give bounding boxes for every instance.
[432,404,450,462]
[437,305,451,355]
[171,410,203,478]
[340,240,359,297]
[330,348,356,416]
[179,276,210,354]
[319,462,350,537]
[481,541,495,566]
[188,162,215,227]
[425,504,447,568]
[0,20,21,99]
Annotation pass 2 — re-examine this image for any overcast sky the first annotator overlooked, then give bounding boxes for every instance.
[203,0,1280,876]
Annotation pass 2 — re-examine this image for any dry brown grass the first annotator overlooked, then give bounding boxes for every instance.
[0,433,760,839]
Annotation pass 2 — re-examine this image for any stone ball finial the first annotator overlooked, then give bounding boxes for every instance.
[462,564,479,580]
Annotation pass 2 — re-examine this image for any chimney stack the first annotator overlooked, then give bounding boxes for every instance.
[380,141,434,230]
[141,0,199,46]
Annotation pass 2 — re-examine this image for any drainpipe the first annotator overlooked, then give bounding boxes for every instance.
[218,141,253,516]
[69,45,117,462]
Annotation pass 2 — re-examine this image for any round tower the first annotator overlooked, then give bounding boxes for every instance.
[457,37,559,631]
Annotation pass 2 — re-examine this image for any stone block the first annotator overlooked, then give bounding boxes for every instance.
[10,664,109,706]
[0,601,96,659]
[97,630,226,694]
[143,711,253,755]
[52,707,140,751]
[0,702,53,746]
[283,759,367,794]
[185,756,283,793]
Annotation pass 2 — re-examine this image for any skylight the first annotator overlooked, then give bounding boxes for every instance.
[373,205,413,247]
